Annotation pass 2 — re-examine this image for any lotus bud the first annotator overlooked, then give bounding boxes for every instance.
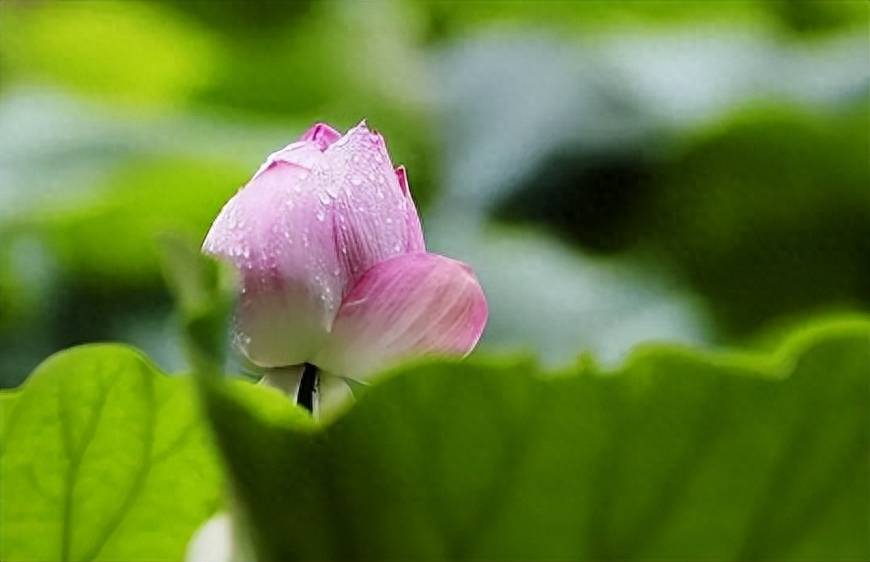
[203,121,487,386]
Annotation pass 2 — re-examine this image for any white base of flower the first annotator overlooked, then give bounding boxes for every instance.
[185,512,246,562]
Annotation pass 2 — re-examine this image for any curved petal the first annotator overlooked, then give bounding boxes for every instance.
[300,122,341,150]
[251,139,323,181]
[395,165,425,253]
[314,253,488,379]
[203,162,344,367]
[321,121,426,293]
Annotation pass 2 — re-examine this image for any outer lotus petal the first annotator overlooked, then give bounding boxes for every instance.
[300,122,341,150]
[320,121,426,293]
[251,140,324,181]
[395,165,425,252]
[203,161,344,367]
[314,253,488,379]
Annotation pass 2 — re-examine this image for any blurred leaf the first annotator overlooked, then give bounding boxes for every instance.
[203,318,870,561]
[419,0,866,41]
[159,235,236,376]
[0,1,218,109]
[23,156,247,288]
[165,0,314,36]
[768,0,869,34]
[0,345,223,561]
[647,106,870,335]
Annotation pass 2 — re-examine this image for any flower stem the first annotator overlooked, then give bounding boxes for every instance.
[297,363,318,413]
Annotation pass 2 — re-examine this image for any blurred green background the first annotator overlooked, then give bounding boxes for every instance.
[0,0,867,387]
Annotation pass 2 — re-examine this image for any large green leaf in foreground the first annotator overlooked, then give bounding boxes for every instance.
[205,319,870,561]
[0,345,223,561]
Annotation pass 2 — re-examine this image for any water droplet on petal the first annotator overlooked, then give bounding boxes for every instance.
[350,175,363,187]
[316,210,325,222]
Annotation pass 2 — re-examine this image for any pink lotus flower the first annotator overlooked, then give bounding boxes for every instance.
[203,121,487,381]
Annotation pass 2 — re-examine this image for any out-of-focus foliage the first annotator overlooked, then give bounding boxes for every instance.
[28,157,246,286]
[647,107,870,335]
[420,0,867,38]
[158,235,236,377]
[203,317,870,561]
[0,1,217,109]
[0,345,224,561]
[495,106,870,336]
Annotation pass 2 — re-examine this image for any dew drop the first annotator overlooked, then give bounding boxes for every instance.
[350,175,363,187]
[319,192,332,205]
[316,210,325,222]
